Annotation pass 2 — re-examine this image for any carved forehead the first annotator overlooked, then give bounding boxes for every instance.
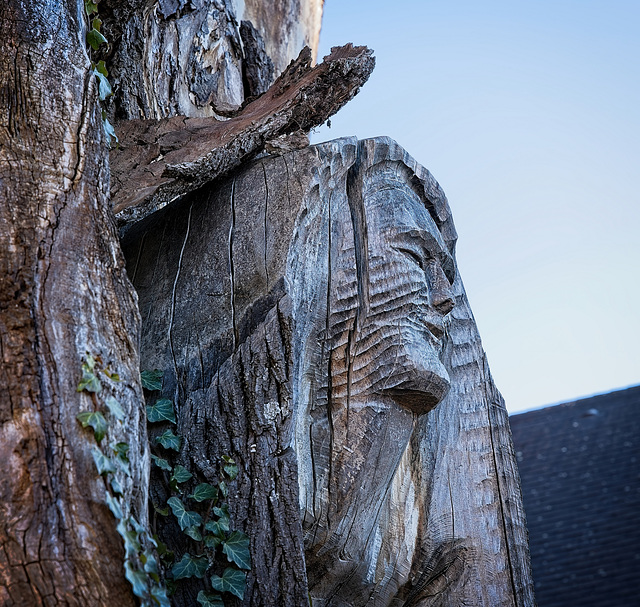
[362,176,453,266]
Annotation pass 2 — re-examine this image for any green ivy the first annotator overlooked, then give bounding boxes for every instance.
[141,369,164,391]
[83,0,117,146]
[144,369,253,604]
[147,399,177,424]
[76,353,168,606]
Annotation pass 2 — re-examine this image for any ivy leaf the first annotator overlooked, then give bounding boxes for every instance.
[165,579,177,597]
[167,497,202,531]
[171,465,192,484]
[189,483,218,502]
[141,369,163,391]
[110,477,123,496]
[77,365,102,393]
[92,68,112,101]
[155,429,181,451]
[210,567,247,600]
[105,492,123,519]
[222,531,251,570]
[153,502,169,516]
[204,535,222,549]
[151,454,172,471]
[102,113,118,147]
[125,561,148,598]
[129,516,145,535]
[94,59,108,77]
[91,446,115,476]
[85,353,97,370]
[147,399,176,424]
[204,520,224,537]
[212,505,230,532]
[142,549,160,579]
[87,26,107,51]
[154,534,173,559]
[151,584,171,607]
[184,526,202,541]
[171,553,209,580]
[101,364,119,382]
[117,519,142,558]
[77,410,107,442]
[219,480,228,498]
[112,442,130,475]
[197,590,224,607]
[105,395,125,421]
[113,441,129,462]
[84,0,98,15]
[222,455,238,480]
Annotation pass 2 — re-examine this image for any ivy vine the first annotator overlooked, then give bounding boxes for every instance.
[84,0,117,146]
[142,369,252,606]
[76,353,169,606]
[77,357,251,605]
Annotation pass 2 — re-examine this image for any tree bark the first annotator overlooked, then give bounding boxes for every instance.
[100,0,323,120]
[110,44,375,236]
[0,1,148,604]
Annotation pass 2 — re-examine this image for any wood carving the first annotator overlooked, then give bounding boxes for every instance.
[123,137,534,606]
[111,44,375,237]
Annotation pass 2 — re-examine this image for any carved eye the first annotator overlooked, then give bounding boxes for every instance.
[394,246,426,270]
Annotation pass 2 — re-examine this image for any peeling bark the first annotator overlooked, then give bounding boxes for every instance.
[100,0,323,121]
[0,1,147,604]
[111,44,375,237]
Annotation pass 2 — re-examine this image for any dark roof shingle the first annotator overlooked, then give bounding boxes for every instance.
[510,385,640,607]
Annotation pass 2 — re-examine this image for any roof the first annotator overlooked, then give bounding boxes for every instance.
[509,385,640,607]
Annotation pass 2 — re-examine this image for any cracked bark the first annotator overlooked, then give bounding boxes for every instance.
[0,0,147,605]
[98,0,323,121]
[111,44,375,238]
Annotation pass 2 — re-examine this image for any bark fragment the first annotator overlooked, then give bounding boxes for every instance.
[111,44,375,237]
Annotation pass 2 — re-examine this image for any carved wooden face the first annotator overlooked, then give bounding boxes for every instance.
[348,174,456,413]
[301,167,456,602]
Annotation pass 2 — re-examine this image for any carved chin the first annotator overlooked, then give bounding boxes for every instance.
[383,345,451,415]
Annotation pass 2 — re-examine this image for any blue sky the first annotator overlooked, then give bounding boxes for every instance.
[311,0,640,413]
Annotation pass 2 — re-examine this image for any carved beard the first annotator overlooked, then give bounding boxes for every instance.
[325,251,451,414]
[304,247,453,600]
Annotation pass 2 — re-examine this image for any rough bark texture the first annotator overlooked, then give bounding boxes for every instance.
[0,0,148,605]
[111,44,375,237]
[122,136,535,606]
[100,0,323,121]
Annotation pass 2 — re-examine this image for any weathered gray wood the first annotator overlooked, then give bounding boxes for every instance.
[123,136,535,606]
[111,44,375,237]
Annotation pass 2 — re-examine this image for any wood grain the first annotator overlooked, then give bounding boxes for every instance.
[111,44,375,237]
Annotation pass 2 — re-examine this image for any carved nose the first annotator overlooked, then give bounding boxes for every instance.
[428,261,455,316]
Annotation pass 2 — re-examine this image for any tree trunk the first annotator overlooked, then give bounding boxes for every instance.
[2,0,535,604]
[122,137,535,606]
[100,0,324,120]
[0,1,148,604]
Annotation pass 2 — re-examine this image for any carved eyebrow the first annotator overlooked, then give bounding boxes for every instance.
[392,229,455,284]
